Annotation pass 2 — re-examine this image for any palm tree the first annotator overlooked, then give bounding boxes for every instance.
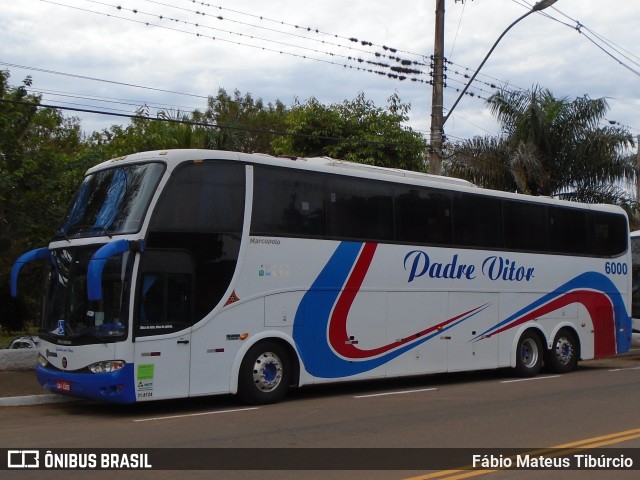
[445,85,636,206]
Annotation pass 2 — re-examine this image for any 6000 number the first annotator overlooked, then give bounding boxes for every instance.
[605,262,627,275]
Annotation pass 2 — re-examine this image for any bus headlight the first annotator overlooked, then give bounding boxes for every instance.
[88,360,126,374]
[38,354,49,368]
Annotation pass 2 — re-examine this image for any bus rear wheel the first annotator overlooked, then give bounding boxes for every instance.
[514,330,543,377]
[545,328,578,374]
[237,341,291,405]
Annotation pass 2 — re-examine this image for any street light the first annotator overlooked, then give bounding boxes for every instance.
[428,0,557,175]
[443,0,558,126]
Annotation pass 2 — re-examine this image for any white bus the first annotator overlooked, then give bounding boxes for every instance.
[630,230,640,347]
[11,149,633,404]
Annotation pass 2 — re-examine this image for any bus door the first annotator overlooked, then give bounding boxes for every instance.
[134,250,195,401]
[386,292,448,376]
[446,293,500,372]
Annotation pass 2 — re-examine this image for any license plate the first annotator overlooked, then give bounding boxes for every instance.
[56,380,71,392]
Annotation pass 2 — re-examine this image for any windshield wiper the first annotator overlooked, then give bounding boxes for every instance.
[72,330,123,343]
[91,226,114,238]
[62,224,114,238]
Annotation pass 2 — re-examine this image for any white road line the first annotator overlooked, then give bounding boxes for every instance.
[501,375,560,384]
[609,366,640,372]
[133,407,259,422]
[354,387,438,399]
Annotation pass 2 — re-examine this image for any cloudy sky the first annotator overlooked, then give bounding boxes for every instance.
[1,0,639,149]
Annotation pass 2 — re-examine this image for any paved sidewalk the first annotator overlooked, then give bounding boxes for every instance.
[0,370,72,407]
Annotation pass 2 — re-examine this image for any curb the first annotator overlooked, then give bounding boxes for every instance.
[0,349,38,371]
[0,394,75,407]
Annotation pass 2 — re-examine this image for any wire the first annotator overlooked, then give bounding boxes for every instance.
[40,0,431,84]
[0,60,208,99]
[18,0,640,137]
[0,97,428,149]
[178,0,426,60]
[448,0,467,59]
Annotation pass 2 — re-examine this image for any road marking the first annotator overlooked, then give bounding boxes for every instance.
[404,428,640,480]
[608,366,640,371]
[354,387,438,399]
[133,407,259,422]
[500,375,560,383]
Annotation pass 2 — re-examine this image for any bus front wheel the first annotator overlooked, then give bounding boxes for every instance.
[544,328,579,374]
[237,340,291,405]
[514,330,543,377]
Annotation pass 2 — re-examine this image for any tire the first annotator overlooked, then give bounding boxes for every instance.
[544,328,579,374]
[514,330,543,377]
[237,341,291,405]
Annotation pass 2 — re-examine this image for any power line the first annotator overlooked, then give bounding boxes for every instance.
[12,0,639,137]
[34,0,505,103]
[141,0,426,67]
[176,0,427,60]
[44,0,431,84]
[522,0,640,78]
[0,97,428,149]
[0,61,208,100]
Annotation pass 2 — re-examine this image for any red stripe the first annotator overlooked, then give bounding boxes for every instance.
[490,290,615,357]
[328,245,617,360]
[328,243,487,359]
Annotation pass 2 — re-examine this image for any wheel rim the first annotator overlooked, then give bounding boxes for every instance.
[252,352,283,392]
[554,336,573,365]
[520,338,539,368]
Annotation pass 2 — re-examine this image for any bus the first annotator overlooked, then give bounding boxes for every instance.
[11,149,633,404]
[630,230,640,347]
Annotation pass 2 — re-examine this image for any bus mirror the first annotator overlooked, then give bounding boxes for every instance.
[10,247,52,297]
[87,239,144,301]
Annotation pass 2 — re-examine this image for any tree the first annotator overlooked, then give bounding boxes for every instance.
[446,85,636,206]
[87,105,210,158]
[0,70,85,332]
[87,89,289,157]
[204,88,288,154]
[273,92,426,171]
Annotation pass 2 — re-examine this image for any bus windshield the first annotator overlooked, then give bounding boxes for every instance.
[41,246,134,344]
[55,163,164,239]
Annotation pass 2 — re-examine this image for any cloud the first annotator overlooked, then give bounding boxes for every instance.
[1,0,638,142]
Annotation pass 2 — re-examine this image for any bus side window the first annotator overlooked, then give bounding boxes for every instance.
[395,187,452,245]
[452,193,503,249]
[549,207,589,255]
[139,272,191,325]
[252,167,327,237]
[588,212,627,257]
[136,250,194,336]
[327,176,394,241]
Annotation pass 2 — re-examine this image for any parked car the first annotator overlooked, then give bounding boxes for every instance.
[7,336,40,349]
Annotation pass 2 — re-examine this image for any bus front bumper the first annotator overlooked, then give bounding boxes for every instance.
[36,363,136,404]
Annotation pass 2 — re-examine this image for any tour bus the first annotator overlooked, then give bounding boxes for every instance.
[11,149,632,404]
[630,230,640,347]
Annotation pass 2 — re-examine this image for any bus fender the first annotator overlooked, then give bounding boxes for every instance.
[228,331,299,394]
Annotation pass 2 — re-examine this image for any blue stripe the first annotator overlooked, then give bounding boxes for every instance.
[293,242,440,378]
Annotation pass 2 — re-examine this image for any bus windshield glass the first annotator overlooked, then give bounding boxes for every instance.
[41,246,134,344]
[56,163,164,239]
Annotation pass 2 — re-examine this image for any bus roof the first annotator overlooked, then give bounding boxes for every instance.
[89,149,475,189]
[88,149,627,215]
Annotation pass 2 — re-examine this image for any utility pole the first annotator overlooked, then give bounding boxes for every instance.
[428,0,556,176]
[428,0,445,175]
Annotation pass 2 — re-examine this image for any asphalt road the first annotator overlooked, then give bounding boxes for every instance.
[2,350,640,480]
